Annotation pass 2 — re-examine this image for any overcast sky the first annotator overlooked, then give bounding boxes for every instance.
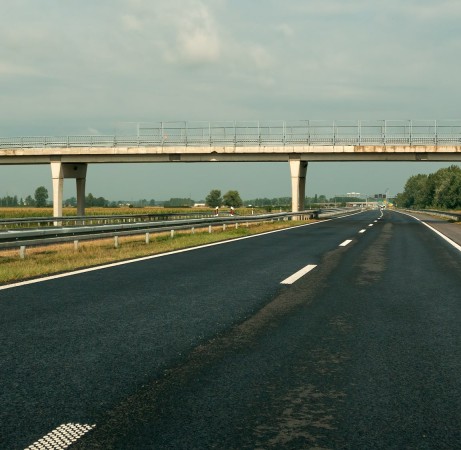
[1,0,461,201]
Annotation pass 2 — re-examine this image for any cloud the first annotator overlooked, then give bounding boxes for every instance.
[119,0,222,65]
[176,4,221,64]
[121,14,143,31]
[248,45,273,69]
[275,23,295,38]
[0,62,41,77]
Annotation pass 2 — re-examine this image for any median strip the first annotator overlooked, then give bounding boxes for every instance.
[281,264,317,285]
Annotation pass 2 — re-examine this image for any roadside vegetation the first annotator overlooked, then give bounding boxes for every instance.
[0,206,267,220]
[395,165,461,210]
[0,218,314,285]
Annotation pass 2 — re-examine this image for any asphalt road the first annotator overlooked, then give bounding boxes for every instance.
[1,210,460,449]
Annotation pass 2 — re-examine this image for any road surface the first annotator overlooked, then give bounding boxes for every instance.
[1,210,460,449]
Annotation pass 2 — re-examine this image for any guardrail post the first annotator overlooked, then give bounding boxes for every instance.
[19,246,26,259]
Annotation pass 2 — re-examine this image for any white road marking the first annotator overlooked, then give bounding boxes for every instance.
[0,221,325,291]
[359,229,366,233]
[368,224,374,227]
[398,211,461,253]
[281,264,317,285]
[1,211,370,292]
[339,239,353,247]
[25,423,95,450]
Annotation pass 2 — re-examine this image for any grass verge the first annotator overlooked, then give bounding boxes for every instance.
[0,220,313,285]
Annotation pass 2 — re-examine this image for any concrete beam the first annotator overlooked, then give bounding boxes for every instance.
[1,144,461,164]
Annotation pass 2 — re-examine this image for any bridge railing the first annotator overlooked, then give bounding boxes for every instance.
[1,120,461,148]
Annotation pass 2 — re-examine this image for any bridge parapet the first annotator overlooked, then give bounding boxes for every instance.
[1,120,461,149]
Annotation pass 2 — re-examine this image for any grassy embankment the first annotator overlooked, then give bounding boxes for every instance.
[0,207,309,285]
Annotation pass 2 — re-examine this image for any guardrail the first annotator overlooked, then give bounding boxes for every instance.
[0,212,217,229]
[1,120,461,148]
[0,210,330,257]
[407,209,461,221]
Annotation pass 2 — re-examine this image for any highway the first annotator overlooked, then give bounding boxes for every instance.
[1,210,460,449]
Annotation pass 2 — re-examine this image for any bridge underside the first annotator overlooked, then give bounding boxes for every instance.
[1,145,461,217]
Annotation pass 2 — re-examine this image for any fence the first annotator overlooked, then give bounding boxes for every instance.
[1,120,461,148]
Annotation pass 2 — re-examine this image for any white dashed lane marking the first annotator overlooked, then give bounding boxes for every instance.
[339,239,353,247]
[359,229,366,233]
[281,264,317,285]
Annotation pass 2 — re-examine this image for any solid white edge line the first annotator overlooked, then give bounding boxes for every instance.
[1,210,368,291]
[339,239,353,247]
[397,211,461,253]
[1,219,330,291]
[281,264,317,285]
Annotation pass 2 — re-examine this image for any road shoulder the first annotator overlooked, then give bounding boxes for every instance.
[397,210,461,246]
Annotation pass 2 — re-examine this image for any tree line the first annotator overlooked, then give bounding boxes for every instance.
[395,165,461,209]
[0,186,363,210]
[0,187,49,207]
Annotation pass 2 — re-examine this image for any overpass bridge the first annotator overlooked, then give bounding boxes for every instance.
[1,120,460,217]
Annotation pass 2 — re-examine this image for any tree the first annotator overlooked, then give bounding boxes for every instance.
[64,197,77,207]
[25,195,35,206]
[223,190,243,207]
[401,174,430,208]
[205,189,222,207]
[86,193,95,207]
[431,165,461,209]
[164,198,194,207]
[34,186,49,207]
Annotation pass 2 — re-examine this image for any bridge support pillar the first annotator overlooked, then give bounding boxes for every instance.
[289,159,308,213]
[50,160,88,219]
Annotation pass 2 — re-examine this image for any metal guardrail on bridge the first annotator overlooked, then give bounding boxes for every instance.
[1,120,461,148]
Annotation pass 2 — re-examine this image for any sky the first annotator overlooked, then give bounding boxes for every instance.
[1,0,461,202]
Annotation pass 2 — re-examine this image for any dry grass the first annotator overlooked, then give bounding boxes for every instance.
[0,220,313,285]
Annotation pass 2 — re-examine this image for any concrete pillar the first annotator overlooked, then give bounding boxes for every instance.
[51,160,64,219]
[289,159,308,212]
[76,177,86,216]
[50,160,88,219]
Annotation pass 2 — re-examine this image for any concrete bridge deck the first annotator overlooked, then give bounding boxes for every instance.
[1,120,461,217]
[1,144,461,164]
